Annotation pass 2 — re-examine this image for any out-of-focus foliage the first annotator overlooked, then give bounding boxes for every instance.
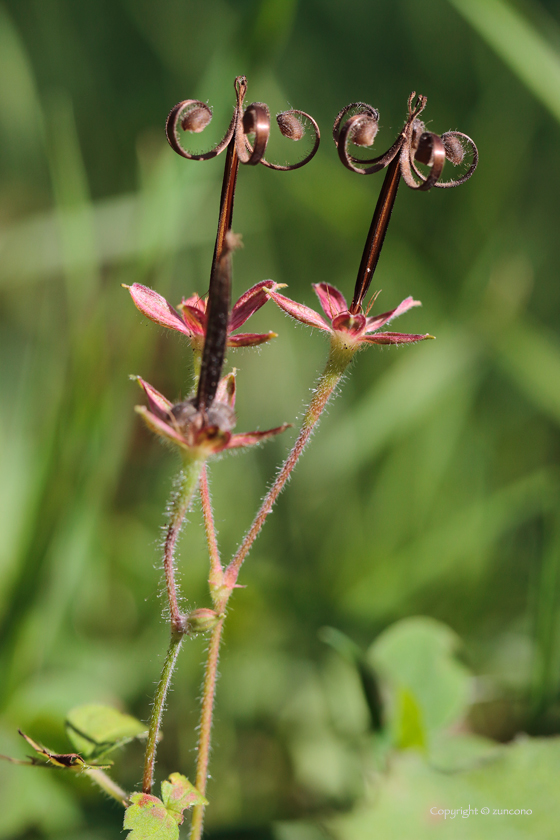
[1,0,560,837]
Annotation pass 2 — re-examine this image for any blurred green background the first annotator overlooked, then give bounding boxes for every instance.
[1,0,560,837]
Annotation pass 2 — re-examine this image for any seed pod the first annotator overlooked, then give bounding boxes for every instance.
[181,104,212,133]
[442,132,465,165]
[277,111,305,141]
[351,114,379,148]
[185,608,221,634]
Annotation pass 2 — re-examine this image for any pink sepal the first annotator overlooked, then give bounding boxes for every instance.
[180,303,207,335]
[228,331,277,347]
[181,292,206,312]
[363,332,433,345]
[313,283,348,320]
[267,290,330,331]
[128,283,189,335]
[226,423,291,449]
[134,376,173,417]
[215,373,236,408]
[230,280,280,331]
[365,297,421,332]
[135,406,187,448]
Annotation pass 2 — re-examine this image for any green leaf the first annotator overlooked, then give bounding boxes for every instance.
[368,617,471,745]
[123,775,207,840]
[123,793,179,840]
[65,704,147,760]
[329,736,560,839]
[161,772,208,819]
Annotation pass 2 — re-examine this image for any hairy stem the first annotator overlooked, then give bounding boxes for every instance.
[164,459,203,634]
[85,767,129,806]
[224,339,355,588]
[142,634,184,794]
[199,464,223,590]
[189,617,225,840]
[142,457,203,794]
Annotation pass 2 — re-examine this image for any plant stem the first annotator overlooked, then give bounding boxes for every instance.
[164,459,203,634]
[224,339,355,588]
[85,767,129,806]
[189,617,225,840]
[142,634,184,794]
[199,464,223,590]
[187,341,355,839]
[141,457,203,794]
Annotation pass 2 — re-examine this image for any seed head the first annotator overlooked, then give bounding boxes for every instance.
[276,111,305,141]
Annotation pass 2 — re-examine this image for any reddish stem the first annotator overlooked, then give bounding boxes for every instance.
[189,617,225,840]
[199,464,223,589]
[163,462,203,633]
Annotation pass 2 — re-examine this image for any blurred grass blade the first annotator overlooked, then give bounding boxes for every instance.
[313,328,477,478]
[494,319,560,426]
[343,468,557,619]
[0,6,44,159]
[449,0,560,123]
[44,91,99,304]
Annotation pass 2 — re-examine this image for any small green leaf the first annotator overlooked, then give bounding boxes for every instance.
[368,617,471,743]
[123,793,179,840]
[161,772,208,821]
[123,775,207,840]
[65,704,147,760]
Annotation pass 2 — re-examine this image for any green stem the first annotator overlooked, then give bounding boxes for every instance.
[142,634,184,794]
[189,617,225,840]
[85,767,129,806]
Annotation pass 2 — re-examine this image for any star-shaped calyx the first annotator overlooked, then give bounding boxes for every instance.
[133,371,289,458]
[267,282,433,350]
[126,280,284,351]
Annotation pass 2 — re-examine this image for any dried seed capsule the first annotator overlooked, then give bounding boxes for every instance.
[277,111,305,141]
[351,114,379,147]
[181,104,212,133]
[441,132,465,165]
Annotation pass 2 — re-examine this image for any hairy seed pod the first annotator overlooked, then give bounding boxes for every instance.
[351,114,379,148]
[442,133,465,165]
[170,398,199,431]
[276,112,305,141]
[180,105,212,133]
